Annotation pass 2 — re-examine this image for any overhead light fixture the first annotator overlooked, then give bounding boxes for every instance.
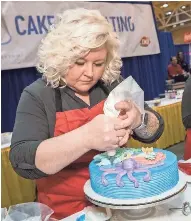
[166,12,172,15]
[173,25,177,28]
[162,3,168,8]
[181,6,186,9]
[180,23,184,26]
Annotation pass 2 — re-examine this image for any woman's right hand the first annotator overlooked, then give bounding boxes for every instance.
[84,114,129,152]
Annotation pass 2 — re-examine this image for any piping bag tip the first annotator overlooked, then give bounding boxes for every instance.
[107,150,116,165]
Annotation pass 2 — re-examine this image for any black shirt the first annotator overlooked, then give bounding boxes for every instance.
[10,78,164,179]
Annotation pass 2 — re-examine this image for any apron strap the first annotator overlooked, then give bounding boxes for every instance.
[55,81,110,112]
[99,80,110,95]
[55,88,62,112]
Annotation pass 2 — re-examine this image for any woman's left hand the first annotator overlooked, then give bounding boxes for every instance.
[114,100,142,131]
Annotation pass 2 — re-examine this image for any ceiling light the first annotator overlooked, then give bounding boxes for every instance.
[162,3,168,8]
[181,6,186,9]
[166,12,172,15]
[180,23,184,26]
[173,25,177,28]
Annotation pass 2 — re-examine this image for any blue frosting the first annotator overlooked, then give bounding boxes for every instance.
[76,214,85,221]
[89,148,179,199]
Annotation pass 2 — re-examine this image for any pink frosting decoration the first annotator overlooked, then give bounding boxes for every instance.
[132,152,166,165]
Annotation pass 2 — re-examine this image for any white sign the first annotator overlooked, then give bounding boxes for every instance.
[1,1,160,70]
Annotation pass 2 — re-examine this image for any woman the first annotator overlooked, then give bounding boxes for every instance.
[10,8,164,219]
[177,51,190,73]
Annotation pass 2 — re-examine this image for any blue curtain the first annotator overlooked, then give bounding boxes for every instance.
[121,55,162,101]
[121,31,176,101]
[157,31,176,73]
[1,68,40,133]
[174,44,190,64]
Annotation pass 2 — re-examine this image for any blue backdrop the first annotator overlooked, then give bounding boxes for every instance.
[121,31,176,101]
[1,68,40,133]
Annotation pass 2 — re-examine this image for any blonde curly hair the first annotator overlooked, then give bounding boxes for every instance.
[36,8,122,88]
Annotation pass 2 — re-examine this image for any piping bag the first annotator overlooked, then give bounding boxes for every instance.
[103,76,144,163]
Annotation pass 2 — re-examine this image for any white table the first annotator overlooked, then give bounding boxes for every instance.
[146,98,182,108]
[62,169,191,221]
[1,132,12,149]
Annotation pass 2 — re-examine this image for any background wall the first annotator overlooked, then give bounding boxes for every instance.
[171,25,191,44]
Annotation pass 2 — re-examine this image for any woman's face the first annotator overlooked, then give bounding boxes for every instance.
[64,46,107,94]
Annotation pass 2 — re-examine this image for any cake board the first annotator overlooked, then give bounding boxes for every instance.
[186,174,191,184]
[84,170,187,220]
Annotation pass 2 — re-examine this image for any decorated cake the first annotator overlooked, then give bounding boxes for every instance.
[89,147,179,199]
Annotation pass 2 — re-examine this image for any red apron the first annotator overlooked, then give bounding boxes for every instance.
[36,99,105,220]
[184,129,191,160]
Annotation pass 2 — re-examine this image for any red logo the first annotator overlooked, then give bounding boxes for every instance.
[140,36,150,47]
[184,32,191,43]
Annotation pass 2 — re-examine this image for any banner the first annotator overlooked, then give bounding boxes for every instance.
[1,1,160,70]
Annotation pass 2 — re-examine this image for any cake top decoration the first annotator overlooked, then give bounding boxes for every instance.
[93,148,166,188]
[94,147,164,167]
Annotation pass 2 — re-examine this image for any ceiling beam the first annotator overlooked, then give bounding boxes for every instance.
[157,16,165,26]
[153,1,191,30]
[158,18,191,30]
[179,8,191,19]
[165,2,183,25]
